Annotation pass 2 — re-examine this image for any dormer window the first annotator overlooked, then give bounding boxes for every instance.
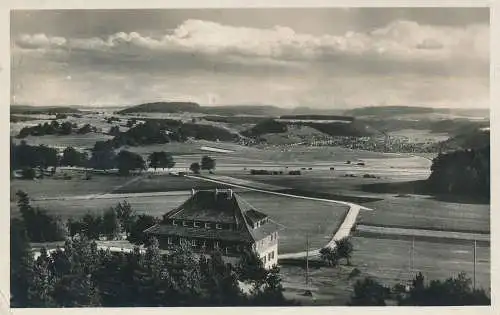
[183,221,188,227]
[205,222,211,229]
[194,221,200,228]
[172,220,177,226]
[216,223,222,230]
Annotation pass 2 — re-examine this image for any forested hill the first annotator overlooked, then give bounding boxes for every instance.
[117,102,201,114]
[433,129,490,152]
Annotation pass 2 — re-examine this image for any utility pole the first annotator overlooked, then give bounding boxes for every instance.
[473,239,477,290]
[305,233,309,287]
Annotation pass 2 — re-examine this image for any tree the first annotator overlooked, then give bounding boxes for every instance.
[148,151,175,171]
[16,190,66,242]
[89,141,116,171]
[60,121,73,135]
[319,247,339,267]
[114,201,136,235]
[189,162,201,174]
[101,208,120,240]
[10,218,35,307]
[81,213,103,240]
[398,272,490,306]
[115,150,146,176]
[348,277,390,306]
[60,147,88,167]
[201,156,216,171]
[127,214,158,245]
[108,125,120,136]
[334,237,354,265]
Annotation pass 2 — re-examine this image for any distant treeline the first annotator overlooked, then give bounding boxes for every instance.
[11,105,82,115]
[428,145,489,199]
[107,119,238,147]
[241,118,373,138]
[17,121,97,138]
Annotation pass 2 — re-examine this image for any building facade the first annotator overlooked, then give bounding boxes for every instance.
[144,188,280,269]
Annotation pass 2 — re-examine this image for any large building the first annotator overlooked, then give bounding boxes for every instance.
[144,188,280,269]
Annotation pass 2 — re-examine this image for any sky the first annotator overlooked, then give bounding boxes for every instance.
[11,8,490,109]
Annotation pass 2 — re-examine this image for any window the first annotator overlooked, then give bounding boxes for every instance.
[268,252,271,260]
[194,221,200,228]
[216,223,222,230]
[167,237,173,245]
[262,256,266,264]
[205,222,211,229]
[214,241,220,249]
[172,220,177,226]
[236,245,240,252]
[183,221,188,227]
[192,239,197,247]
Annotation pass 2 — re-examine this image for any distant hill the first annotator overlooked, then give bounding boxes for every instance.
[117,102,201,114]
[241,117,375,138]
[10,105,82,114]
[344,106,434,117]
[344,106,489,120]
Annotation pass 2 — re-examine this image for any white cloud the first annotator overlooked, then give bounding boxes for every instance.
[11,19,489,108]
[14,19,488,71]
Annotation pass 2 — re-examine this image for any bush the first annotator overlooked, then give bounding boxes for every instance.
[21,168,36,180]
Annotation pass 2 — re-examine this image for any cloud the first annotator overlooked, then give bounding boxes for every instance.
[11,18,489,108]
[13,19,488,77]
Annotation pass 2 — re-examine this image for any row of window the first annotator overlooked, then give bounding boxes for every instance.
[172,219,223,230]
[166,237,248,253]
[262,250,276,264]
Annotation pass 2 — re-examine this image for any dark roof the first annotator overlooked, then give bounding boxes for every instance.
[148,189,279,242]
[144,224,255,243]
[244,209,268,225]
[164,190,250,225]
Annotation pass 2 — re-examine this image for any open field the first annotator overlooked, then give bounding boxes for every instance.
[351,236,490,290]
[113,175,230,194]
[10,175,133,201]
[11,133,113,149]
[280,235,490,305]
[357,195,490,233]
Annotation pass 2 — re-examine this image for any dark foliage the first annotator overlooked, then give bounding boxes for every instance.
[15,191,67,242]
[10,232,295,307]
[396,272,490,306]
[17,121,97,138]
[60,147,88,167]
[11,141,59,172]
[148,151,175,170]
[201,156,216,171]
[348,277,391,306]
[115,150,146,175]
[428,146,489,199]
[190,162,201,174]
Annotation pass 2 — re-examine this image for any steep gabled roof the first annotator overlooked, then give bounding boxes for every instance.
[151,189,279,243]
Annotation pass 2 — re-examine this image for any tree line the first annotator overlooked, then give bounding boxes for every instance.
[17,121,98,138]
[428,145,490,199]
[11,221,295,307]
[101,119,238,149]
[348,272,490,306]
[11,140,187,177]
[15,191,158,245]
